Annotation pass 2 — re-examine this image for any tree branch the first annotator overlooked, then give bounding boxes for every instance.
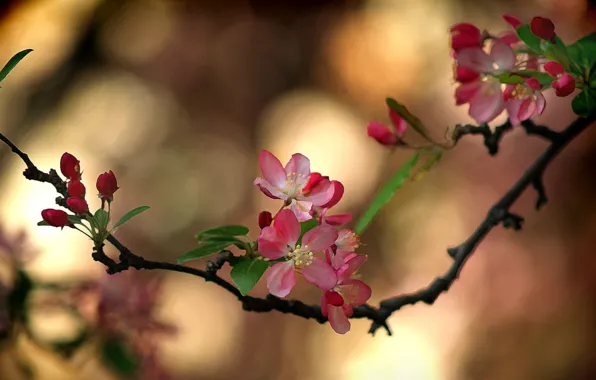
[0,114,592,335]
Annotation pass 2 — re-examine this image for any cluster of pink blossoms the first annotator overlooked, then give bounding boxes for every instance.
[41,152,119,227]
[254,151,371,334]
[452,14,576,125]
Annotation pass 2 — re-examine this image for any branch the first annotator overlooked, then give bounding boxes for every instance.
[1,114,592,336]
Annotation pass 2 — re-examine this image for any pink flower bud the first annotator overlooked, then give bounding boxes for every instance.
[551,74,575,97]
[450,23,483,52]
[60,153,81,180]
[96,171,119,202]
[67,179,86,198]
[67,197,89,213]
[502,14,523,29]
[530,17,556,43]
[258,211,273,229]
[41,209,70,227]
[367,122,398,146]
[544,61,564,77]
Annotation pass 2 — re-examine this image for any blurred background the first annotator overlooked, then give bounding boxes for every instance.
[1,0,596,379]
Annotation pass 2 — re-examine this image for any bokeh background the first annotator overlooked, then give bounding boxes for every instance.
[1,0,596,379]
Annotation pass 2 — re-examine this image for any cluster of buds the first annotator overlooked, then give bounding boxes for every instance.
[41,153,119,229]
[451,14,577,125]
[254,151,371,334]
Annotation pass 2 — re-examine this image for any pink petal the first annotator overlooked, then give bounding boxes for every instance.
[320,180,344,209]
[552,74,575,97]
[456,48,494,73]
[490,41,516,72]
[337,279,372,306]
[502,14,523,29]
[367,122,397,145]
[254,178,287,200]
[257,226,289,259]
[259,150,287,189]
[330,249,356,270]
[302,179,335,207]
[544,61,564,77]
[328,305,350,334]
[285,153,311,189]
[517,97,537,121]
[506,99,524,126]
[454,65,480,83]
[455,81,481,105]
[303,225,338,252]
[320,292,328,317]
[322,213,352,226]
[469,82,504,124]
[389,109,407,137]
[290,199,314,222]
[535,92,546,114]
[338,254,367,280]
[301,257,337,290]
[497,31,520,46]
[273,209,300,247]
[342,303,354,317]
[266,261,297,298]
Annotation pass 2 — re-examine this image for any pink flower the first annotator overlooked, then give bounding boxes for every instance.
[456,41,516,75]
[502,14,523,29]
[366,108,407,147]
[41,209,70,228]
[455,78,505,124]
[321,250,371,334]
[544,61,576,97]
[96,170,119,202]
[254,151,336,221]
[335,229,360,252]
[530,17,556,43]
[258,209,338,297]
[450,23,483,53]
[67,197,89,213]
[60,152,81,181]
[503,78,546,126]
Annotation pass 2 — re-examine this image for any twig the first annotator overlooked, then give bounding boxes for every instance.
[1,114,592,335]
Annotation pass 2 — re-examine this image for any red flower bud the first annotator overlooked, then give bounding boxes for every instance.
[325,291,344,307]
[454,65,480,83]
[258,211,273,229]
[67,179,86,198]
[367,122,398,146]
[530,17,556,43]
[502,14,523,29]
[552,74,576,97]
[96,170,119,202]
[60,153,81,180]
[450,23,483,52]
[41,209,70,228]
[67,197,89,213]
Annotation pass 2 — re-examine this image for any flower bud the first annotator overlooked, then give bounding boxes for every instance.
[258,211,273,229]
[41,209,70,227]
[60,153,81,180]
[96,170,119,202]
[502,14,523,29]
[530,17,556,43]
[367,122,398,146]
[450,23,483,52]
[67,197,89,213]
[325,291,344,307]
[68,179,86,198]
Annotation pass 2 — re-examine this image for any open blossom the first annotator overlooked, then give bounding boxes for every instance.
[254,151,335,221]
[455,78,505,124]
[258,209,337,297]
[366,108,407,147]
[544,61,576,97]
[456,41,516,75]
[321,250,371,334]
[504,77,546,126]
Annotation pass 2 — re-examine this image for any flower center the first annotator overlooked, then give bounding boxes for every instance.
[338,231,359,251]
[288,244,313,266]
[285,171,308,198]
[509,83,533,99]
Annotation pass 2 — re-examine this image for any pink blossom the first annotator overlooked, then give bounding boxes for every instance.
[455,78,505,124]
[254,151,336,221]
[320,250,371,334]
[257,209,338,297]
[544,61,576,97]
[456,41,516,75]
[366,108,407,147]
[503,78,546,126]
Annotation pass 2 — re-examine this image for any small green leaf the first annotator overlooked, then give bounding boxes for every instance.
[230,256,269,295]
[37,220,50,226]
[195,225,249,240]
[200,235,245,244]
[385,98,435,143]
[111,206,150,232]
[566,33,596,77]
[94,209,109,230]
[495,73,526,84]
[354,153,420,234]
[0,49,33,85]
[571,89,596,117]
[177,241,236,264]
[101,338,138,376]
[413,151,443,181]
[68,215,83,225]
[516,25,543,54]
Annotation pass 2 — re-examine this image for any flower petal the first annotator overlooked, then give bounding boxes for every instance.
[322,213,352,226]
[337,279,372,306]
[290,199,314,222]
[266,261,297,298]
[285,153,311,189]
[389,109,407,137]
[455,81,481,105]
[506,99,523,126]
[301,258,337,290]
[259,150,287,189]
[338,254,367,280]
[257,226,289,259]
[535,91,546,114]
[367,122,397,145]
[303,225,338,252]
[517,97,537,121]
[456,48,494,73]
[320,180,344,209]
[254,177,287,200]
[469,82,504,124]
[328,305,351,334]
[490,41,516,71]
[273,209,301,247]
[303,179,335,207]
[544,61,564,77]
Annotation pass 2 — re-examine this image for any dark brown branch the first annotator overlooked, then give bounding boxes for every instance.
[1,114,592,336]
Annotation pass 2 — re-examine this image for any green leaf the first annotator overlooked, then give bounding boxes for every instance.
[230,256,268,295]
[200,235,245,244]
[68,215,83,225]
[354,153,420,234]
[0,49,33,85]
[94,209,109,231]
[571,89,596,117]
[566,33,596,77]
[101,338,138,376]
[111,206,150,232]
[37,220,50,226]
[413,151,443,181]
[385,98,435,143]
[516,25,543,54]
[496,71,555,87]
[495,72,525,84]
[542,37,571,73]
[195,225,249,240]
[177,241,236,264]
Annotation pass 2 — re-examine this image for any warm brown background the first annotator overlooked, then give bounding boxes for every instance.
[1,0,596,379]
